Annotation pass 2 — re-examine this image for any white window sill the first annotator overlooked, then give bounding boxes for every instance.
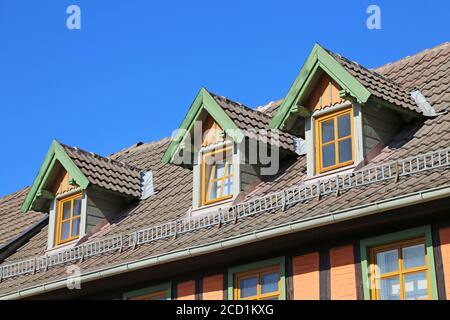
[190,198,235,217]
[46,238,80,254]
[305,164,357,185]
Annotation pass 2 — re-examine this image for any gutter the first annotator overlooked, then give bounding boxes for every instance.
[2,184,450,300]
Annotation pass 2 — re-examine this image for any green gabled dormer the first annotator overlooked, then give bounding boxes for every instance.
[269,44,430,177]
[161,87,245,166]
[162,87,296,212]
[21,140,143,250]
[21,140,89,213]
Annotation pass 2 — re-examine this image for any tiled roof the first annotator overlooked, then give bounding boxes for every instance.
[0,43,449,297]
[1,138,450,295]
[0,189,47,248]
[208,91,296,152]
[256,99,283,116]
[60,143,143,198]
[325,48,423,114]
[375,42,450,112]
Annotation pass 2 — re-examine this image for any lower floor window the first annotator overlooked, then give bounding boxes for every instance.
[123,282,171,300]
[370,238,431,300]
[128,290,167,300]
[234,266,281,300]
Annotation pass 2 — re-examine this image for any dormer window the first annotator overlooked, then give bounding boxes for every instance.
[21,140,143,250]
[201,145,234,206]
[315,108,354,173]
[161,88,297,211]
[56,193,82,245]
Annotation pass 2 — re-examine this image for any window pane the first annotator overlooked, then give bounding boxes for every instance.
[321,119,335,143]
[239,277,257,298]
[404,272,429,300]
[322,144,336,168]
[403,244,426,270]
[261,272,279,294]
[226,163,233,176]
[71,217,80,237]
[338,113,351,138]
[61,221,71,241]
[215,163,225,179]
[377,249,398,274]
[62,201,71,220]
[223,177,233,196]
[338,139,352,163]
[208,180,221,200]
[379,277,401,300]
[73,198,82,217]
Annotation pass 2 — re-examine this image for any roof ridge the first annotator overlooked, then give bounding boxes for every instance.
[59,142,143,173]
[374,42,450,73]
[256,99,283,113]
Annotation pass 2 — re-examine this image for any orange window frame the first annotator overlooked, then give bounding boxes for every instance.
[201,146,234,206]
[55,192,83,245]
[315,108,354,174]
[369,238,432,300]
[234,266,281,300]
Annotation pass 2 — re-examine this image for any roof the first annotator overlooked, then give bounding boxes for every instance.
[0,42,449,297]
[162,88,296,164]
[0,189,47,248]
[60,143,143,198]
[375,42,450,113]
[325,48,422,115]
[269,44,427,130]
[208,91,295,152]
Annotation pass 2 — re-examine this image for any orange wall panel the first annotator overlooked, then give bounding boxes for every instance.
[330,245,357,300]
[53,168,78,195]
[292,252,320,300]
[202,274,224,300]
[202,115,223,147]
[177,280,196,300]
[439,227,450,299]
[308,74,342,111]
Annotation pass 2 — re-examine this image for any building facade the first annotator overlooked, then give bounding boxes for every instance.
[0,42,449,300]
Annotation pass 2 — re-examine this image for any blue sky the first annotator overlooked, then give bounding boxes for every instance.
[0,0,449,197]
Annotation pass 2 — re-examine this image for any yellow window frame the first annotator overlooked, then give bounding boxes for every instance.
[315,108,354,174]
[369,238,432,300]
[234,266,281,300]
[55,192,82,245]
[201,146,234,206]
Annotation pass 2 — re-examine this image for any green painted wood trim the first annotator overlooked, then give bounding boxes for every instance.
[21,140,90,212]
[359,225,438,300]
[36,190,54,200]
[227,257,286,300]
[123,282,172,300]
[269,44,371,130]
[161,87,243,164]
